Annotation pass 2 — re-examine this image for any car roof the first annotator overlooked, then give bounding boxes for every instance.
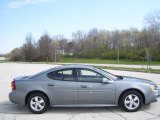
[30,64,98,79]
[53,64,96,70]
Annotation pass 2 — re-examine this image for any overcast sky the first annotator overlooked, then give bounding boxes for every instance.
[0,0,160,54]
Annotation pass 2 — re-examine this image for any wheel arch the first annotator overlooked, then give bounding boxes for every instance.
[25,90,50,106]
[118,88,145,105]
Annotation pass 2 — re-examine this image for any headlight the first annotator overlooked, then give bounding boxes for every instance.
[150,84,158,91]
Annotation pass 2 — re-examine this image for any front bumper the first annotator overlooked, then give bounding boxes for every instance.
[9,91,27,105]
[157,85,160,101]
[145,88,160,104]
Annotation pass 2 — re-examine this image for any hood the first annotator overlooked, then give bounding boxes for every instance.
[121,76,155,85]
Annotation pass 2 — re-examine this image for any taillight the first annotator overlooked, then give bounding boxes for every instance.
[11,81,16,90]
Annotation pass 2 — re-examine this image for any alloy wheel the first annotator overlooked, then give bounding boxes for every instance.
[124,94,140,110]
[30,96,45,112]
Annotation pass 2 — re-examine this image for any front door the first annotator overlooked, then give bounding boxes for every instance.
[77,68,116,105]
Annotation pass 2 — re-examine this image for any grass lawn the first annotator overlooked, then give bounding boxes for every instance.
[59,57,160,73]
[4,58,160,73]
[97,66,160,74]
[59,57,160,65]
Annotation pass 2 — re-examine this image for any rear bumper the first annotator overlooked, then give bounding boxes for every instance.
[9,92,15,103]
[9,91,27,105]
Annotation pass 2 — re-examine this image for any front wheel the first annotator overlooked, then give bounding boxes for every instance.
[120,90,143,112]
[27,93,48,114]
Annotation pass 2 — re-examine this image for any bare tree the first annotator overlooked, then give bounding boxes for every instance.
[145,11,160,31]
[38,33,52,63]
[145,48,152,70]
[21,33,36,62]
[53,35,68,54]
[72,30,87,52]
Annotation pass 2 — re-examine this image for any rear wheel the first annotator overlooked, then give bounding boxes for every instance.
[120,90,143,112]
[27,93,49,114]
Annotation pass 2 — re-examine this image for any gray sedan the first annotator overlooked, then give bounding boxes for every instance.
[9,65,160,114]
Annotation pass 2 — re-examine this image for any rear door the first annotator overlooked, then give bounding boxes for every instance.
[77,68,116,105]
[45,68,78,105]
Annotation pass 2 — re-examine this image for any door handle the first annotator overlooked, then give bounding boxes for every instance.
[47,83,55,86]
[80,85,87,88]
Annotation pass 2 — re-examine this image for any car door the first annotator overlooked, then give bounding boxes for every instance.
[45,68,78,105]
[77,68,116,105]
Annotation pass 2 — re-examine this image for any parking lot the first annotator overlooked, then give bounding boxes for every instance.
[0,63,160,120]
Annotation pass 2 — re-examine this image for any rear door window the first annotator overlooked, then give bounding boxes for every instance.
[47,69,75,81]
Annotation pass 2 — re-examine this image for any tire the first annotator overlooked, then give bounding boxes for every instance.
[27,93,49,114]
[120,90,143,112]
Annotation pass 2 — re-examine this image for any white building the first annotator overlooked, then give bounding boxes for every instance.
[0,57,5,61]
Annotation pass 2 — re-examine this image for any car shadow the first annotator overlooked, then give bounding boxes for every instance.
[0,100,152,114]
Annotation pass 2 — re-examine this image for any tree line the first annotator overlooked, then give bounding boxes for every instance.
[9,11,160,62]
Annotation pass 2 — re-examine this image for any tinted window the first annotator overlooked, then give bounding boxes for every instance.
[47,69,74,81]
[78,69,104,82]
[47,71,55,79]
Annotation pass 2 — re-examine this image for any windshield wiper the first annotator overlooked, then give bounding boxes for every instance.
[116,75,123,79]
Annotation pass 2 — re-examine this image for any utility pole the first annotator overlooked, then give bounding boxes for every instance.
[54,45,60,64]
[54,44,57,64]
[55,48,56,64]
[117,37,119,64]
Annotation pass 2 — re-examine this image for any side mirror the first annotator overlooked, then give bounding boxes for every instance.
[102,78,113,84]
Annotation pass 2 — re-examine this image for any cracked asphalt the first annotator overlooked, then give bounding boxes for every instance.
[0,63,160,120]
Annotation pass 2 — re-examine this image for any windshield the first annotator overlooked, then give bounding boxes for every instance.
[95,67,118,80]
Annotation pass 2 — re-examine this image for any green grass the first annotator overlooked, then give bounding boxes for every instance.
[59,57,160,73]
[5,58,160,73]
[96,66,160,74]
[0,60,5,63]
[59,57,160,65]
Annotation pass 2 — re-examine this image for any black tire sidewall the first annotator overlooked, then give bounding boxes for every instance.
[27,93,48,114]
[120,90,143,112]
